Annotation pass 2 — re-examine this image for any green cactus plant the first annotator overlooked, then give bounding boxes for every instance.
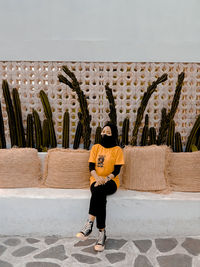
[42,119,50,148]
[26,114,34,148]
[95,126,102,145]
[121,117,129,147]
[166,120,175,151]
[149,127,157,145]
[12,88,26,147]
[73,120,83,149]
[33,109,43,152]
[157,72,185,145]
[130,73,168,146]
[39,90,57,148]
[140,114,149,146]
[62,110,70,148]
[105,84,117,125]
[2,80,17,146]
[0,102,6,148]
[58,66,91,150]
[185,115,200,152]
[174,132,183,152]
[191,144,198,152]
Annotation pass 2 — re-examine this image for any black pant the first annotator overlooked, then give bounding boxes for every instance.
[89,180,117,229]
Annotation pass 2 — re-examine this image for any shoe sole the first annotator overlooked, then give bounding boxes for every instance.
[94,244,105,252]
[76,232,90,241]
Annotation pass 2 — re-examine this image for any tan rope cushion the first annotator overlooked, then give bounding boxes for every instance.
[167,151,200,192]
[122,145,171,193]
[42,148,90,189]
[0,148,41,188]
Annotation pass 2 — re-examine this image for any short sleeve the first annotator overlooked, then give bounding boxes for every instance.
[88,144,98,163]
[115,147,125,165]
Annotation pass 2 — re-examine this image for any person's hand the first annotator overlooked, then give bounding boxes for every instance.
[94,176,105,187]
[104,173,114,183]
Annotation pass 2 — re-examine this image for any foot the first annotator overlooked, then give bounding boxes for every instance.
[94,229,106,252]
[76,220,93,241]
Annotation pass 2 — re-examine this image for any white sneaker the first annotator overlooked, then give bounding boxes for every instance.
[94,230,106,252]
[76,220,93,241]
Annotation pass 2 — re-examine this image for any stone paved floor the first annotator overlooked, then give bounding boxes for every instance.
[0,235,200,267]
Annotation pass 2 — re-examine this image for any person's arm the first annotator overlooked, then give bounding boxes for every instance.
[89,162,105,186]
[106,165,122,181]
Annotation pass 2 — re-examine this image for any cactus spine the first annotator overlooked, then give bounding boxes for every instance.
[39,90,57,148]
[157,72,184,145]
[140,114,149,146]
[174,132,183,152]
[12,88,26,147]
[166,120,175,151]
[121,117,129,146]
[130,74,168,146]
[73,120,83,149]
[42,119,50,148]
[95,126,102,144]
[33,110,43,152]
[26,114,34,148]
[0,102,6,148]
[149,127,157,145]
[105,84,117,125]
[185,115,200,152]
[58,66,91,150]
[2,80,17,146]
[62,111,70,148]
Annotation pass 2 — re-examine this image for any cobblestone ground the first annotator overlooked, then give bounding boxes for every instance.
[0,235,200,267]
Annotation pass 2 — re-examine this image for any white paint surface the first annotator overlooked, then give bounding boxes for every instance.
[0,0,200,61]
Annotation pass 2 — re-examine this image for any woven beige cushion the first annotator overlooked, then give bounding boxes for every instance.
[42,148,90,188]
[167,151,200,192]
[122,145,171,193]
[0,148,41,188]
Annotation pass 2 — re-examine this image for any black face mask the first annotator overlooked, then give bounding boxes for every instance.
[100,134,117,148]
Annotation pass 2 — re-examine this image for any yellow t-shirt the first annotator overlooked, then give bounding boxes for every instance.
[88,144,124,188]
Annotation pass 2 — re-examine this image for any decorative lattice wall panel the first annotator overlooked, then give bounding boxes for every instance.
[0,61,200,146]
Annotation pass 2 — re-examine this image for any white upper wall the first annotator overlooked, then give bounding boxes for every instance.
[0,0,199,62]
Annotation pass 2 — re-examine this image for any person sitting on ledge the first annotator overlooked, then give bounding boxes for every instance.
[76,122,124,252]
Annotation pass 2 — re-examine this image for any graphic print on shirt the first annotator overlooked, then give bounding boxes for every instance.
[97,155,105,167]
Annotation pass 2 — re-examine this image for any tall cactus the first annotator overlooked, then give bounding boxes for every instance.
[58,66,91,150]
[26,114,34,148]
[2,80,17,146]
[0,102,6,148]
[174,132,183,152]
[130,74,168,146]
[157,72,185,145]
[149,127,157,145]
[73,120,83,149]
[33,109,43,152]
[185,115,200,152]
[166,120,175,151]
[12,88,26,147]
[140,114,149,146]
[105,84,117,125]
[39,90,57,148]
[121,117,129,146]
[62,110,70,148]
[95,126,102,144]
[42,119,50,148]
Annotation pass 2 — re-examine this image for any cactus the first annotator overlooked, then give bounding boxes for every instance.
[2,80,17,146]
[121,117,129,146]
[0,102,6,148]
[166,120,175,151]
[174,132,183,152]
[140,114,149,146]
[42,119,50,148]
[105,84,117,125]
[191,144,198,152]
[157,72,185,145]
[12,88,26,147]
[58,66,91,150]
[95,126,102,144]
[149,127,157,145]
[39,90,57,148]
[185,115,200,152]
[130,73,168,146]
[73,120,83,149]
[62,110,70,148]
[26,114,34,148]
[33,110,43,151]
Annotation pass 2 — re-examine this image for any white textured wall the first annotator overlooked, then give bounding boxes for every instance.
[0,0,200,62]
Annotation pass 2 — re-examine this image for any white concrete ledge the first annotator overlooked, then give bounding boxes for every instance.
[0,188,199,238]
